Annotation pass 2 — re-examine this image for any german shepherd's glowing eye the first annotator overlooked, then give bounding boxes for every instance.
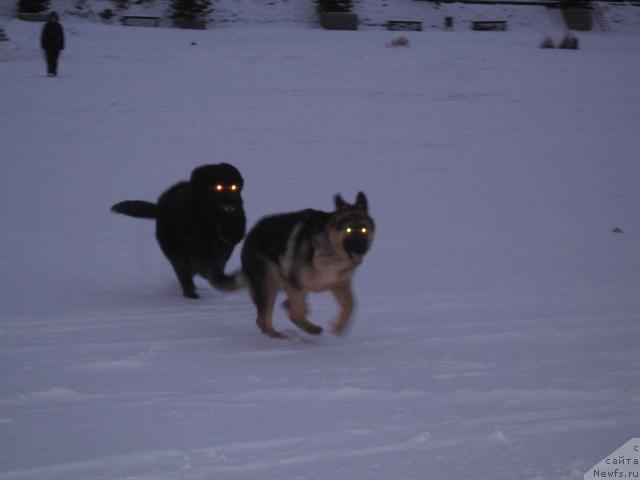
[345,226,369,234]
[231,184,238,191]
[215,184,224,192]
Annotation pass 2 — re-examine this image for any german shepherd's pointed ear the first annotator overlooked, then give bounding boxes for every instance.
[355,191,368,212]
[334,194,348,210]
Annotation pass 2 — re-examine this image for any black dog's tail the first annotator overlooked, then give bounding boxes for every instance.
[111,200,157,219]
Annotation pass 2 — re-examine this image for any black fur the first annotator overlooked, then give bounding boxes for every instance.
[111,200,156,219]
[111,163,246,298]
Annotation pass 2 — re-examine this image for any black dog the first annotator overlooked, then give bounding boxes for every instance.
[111,164,246,299]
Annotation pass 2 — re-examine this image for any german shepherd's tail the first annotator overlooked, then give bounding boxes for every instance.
[111,200,157,219]
[208,270,247,292]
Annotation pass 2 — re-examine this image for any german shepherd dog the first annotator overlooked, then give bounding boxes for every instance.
[221,192,374,338]
[111,163,246,299]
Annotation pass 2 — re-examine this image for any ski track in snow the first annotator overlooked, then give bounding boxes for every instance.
[1,5,640,480]
[1,289,638,479]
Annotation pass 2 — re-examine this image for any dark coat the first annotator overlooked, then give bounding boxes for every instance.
[41,21,65,51]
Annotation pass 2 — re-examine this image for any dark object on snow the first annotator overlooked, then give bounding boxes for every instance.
[611,227,623,234]
[444,16,453,30]
[539,35,555,49]
[558,32,579,49]
[389,36,410,47]
[111,164,246,299]
[40,11,64,76]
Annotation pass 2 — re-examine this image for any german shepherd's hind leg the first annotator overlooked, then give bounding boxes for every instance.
[330,281,355,335]
[245,258,284,338]
[283,287,323,335]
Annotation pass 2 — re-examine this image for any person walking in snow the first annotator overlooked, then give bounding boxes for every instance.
[40,11,65,77]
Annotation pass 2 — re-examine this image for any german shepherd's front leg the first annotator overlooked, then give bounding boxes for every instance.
[330,281,355,335]
[283,287,323,335]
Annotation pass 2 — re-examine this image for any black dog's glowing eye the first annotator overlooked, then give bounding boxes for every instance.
[345,227,353,234]
[213,184,241,192]
[361,227,368,234]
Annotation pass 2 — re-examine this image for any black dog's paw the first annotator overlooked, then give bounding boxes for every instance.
[183,290,200,299]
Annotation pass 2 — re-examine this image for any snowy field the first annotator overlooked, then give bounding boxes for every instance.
[1,9,640,480]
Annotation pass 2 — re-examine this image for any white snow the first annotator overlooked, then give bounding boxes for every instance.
[1,3,639,479]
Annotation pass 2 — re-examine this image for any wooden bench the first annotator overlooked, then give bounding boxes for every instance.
[121,16,160,27]
[320,12,359,31]
[387,20,422,31]
[472,20,507,31]
[173,18,208,29]
[17,13,49,22]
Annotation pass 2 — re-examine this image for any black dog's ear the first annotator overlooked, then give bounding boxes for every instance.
[190,165,208,187]
[334,194,348,210]
[355,191,368,212]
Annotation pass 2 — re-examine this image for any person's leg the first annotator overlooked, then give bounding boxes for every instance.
[50,49,60,76]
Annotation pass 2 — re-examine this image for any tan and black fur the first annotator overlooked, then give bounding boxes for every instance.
[237,192,374,338]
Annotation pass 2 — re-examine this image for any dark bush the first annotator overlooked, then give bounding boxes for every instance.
[315,0,353,14]
[99,8,115,20]
[111,0,129,9]
[170,0,212,20]
[17,0,50,14]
